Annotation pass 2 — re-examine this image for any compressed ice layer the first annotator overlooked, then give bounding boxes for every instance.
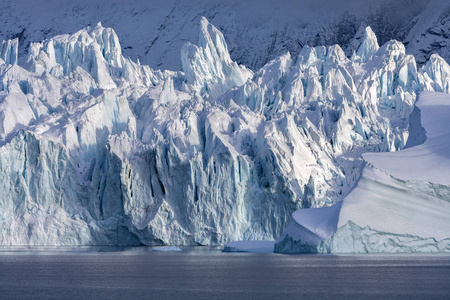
[320,221,450,253]
[339,166,450,242]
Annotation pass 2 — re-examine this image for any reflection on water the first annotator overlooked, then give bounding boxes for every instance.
[0,247,449,299]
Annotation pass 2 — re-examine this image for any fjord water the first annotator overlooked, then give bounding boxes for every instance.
[0,248,449,299]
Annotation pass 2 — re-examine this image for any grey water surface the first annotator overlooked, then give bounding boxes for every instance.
[0,247,449,299]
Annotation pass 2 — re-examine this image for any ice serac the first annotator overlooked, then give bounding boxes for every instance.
[181,17,252,99]
[0,39,18,65]
[355,27,379,62]
[0,91,35,137]
[275,91,450,253]
[420,54,450,93]
[1,18,450,248]
[25,23,159,89]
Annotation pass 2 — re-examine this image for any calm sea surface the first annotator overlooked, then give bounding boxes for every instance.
[0,247,449,299]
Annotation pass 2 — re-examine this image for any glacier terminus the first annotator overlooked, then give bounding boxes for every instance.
[0,16,449,253]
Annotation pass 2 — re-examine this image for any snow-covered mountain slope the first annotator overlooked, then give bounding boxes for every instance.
[404,0,450,65]
[275,92,450,253]
[0,0,445,71]
[0,16,449,246]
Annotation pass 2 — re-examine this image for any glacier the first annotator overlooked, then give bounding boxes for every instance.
[0,16,449,250]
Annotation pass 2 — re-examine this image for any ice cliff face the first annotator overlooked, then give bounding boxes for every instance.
[0,18,449,246]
